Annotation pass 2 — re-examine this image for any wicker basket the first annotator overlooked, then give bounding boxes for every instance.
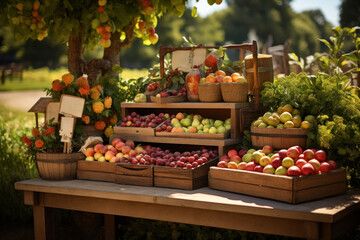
[198,83,222,102]
[36,152,84,180]
[220,82,248,102]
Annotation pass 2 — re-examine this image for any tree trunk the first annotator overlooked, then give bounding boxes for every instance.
[103,32,121,75]
[68,32,85,77]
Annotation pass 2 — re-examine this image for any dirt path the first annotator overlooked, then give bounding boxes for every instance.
[0,90,47,112]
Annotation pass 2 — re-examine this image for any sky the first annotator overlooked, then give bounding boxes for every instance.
[190,0,341,26]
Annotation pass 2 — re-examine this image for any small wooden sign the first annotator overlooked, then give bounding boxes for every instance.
[172,48,207,72]
[45,102,60,124]
[59,116,76,142]
[59,94,85,118]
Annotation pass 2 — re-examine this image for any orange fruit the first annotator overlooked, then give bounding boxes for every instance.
[223,76,232,82]
[231,72,241,81]
[214,70,226,77]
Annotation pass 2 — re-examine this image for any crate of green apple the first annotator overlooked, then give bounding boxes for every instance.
[155,112,231,139]
[78,137,218,189]
[150,87,187,103]
[113,112,169,136]
[208,145,346,204]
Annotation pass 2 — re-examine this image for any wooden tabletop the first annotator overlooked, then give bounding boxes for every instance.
[15,178,360,224]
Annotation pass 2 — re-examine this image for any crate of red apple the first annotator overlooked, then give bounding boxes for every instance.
[150,86,187,103]
[208,145,346,204]
[78,137,218,189]
[113,112,169,136]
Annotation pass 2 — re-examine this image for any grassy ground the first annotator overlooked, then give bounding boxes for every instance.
[0,67,148,91]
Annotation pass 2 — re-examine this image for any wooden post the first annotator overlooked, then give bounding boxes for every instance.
[104,214,116,240]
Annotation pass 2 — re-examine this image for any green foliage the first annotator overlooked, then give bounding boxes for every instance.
[0,105,38,223]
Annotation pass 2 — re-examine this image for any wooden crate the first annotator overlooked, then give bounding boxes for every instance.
[155,130,230,139]
[250,126,309,149]
[77,161,116,182]
[115,164,154,187]
[154,158,218,190]
[208,167,346,204]
[113,125,156,136]
[150,95,187,103]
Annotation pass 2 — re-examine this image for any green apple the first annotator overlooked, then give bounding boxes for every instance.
[242,153,252,163]
[225,124,231,131]
[134,93,147,103]
[197,124,204,131]
[276,123,284,129]
[164,113,170,119]
[275,166,287,175]
[217,125,226,134]
[171,118,180,125]
[280,112,292,123]
[201,118,210,125]
[203,127,209,133]
[258,123,267,128]
[267,126,275,128]
[253,119,264,127]
[200,77,206,84]
[263,112,272,124]
[247,149,256,154]
[214,120,224,128]
[224,118,231,125]
[182,118,192,127]
[209,127,218,134]
[193,114,202,120]
[209,119,215,126]
[98,156,106,162]
[192,119,200,127]
[91,18,100,29]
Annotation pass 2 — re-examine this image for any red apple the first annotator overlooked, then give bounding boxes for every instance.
[320,162,331,173]
[327,160,338,170]
[237,162,247,170]
[105,151,115,161]
[220,155,230,163]
[295,159,307,169]
[85,148,95,157]
[245,162,256,171]
[298,154,305,160]
[230,155,241,164]
[217,161,228,168]
[270,153,279,162]
[238,149,247,158]
[278,149,287,160]
[287,147,300,159]
[263,165,275,174]
[94,144,105,153]
[227,149,238,158]
[259,156,271,167]
[303,149,315,161]
[262,145,273,155]
[287,166,301,176]
[254,165,264,172]
[115,142,125,151]
[128,149,137,157]
[293,145,303,154]
[301,163,315,175]
[227,161,238,169]
[121,145,131,154]
[271,158,282,169]
[125,140,135,149]
[314,150,327,162]
[111,138,123,147]
[308,159,321,172]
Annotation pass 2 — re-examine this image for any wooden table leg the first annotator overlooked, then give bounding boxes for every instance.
[104,214,115,240]
[33,205,46,240]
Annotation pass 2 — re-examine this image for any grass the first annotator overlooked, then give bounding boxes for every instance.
[0,67,148,91]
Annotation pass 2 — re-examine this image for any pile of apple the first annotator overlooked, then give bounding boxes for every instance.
[84,138,218,169]
[166,112,231,134]
[217,145,338,176]
[252,104,315,129]
[119,112,170,128]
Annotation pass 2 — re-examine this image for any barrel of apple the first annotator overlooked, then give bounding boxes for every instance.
[245,54,274,95]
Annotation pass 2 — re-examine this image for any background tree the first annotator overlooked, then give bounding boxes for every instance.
[340,0,360,28]
[0,0,217,82]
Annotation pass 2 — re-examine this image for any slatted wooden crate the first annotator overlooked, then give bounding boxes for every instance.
[154,158,218,190]
[113,125,156,136]
[208,167,346,204]
[77,161,116,182]
[155,130,230,139]
[115,164,154,187]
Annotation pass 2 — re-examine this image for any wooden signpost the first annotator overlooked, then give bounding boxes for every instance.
[58,94,85,153]
[45,102,60,124]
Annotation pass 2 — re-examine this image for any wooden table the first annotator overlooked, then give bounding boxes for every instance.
[15,178,360,240]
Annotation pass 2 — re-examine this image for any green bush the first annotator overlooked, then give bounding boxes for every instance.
[0,105,38,223]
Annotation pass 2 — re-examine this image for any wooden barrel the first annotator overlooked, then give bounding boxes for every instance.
[83,125,103,139]
[36,152,84,180]
[245,54,274,94]
[250,126,308,149]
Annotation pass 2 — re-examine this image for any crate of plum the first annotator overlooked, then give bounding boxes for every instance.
[208,145,346,204]
[150,86,187,103]
[114,112,169,136]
